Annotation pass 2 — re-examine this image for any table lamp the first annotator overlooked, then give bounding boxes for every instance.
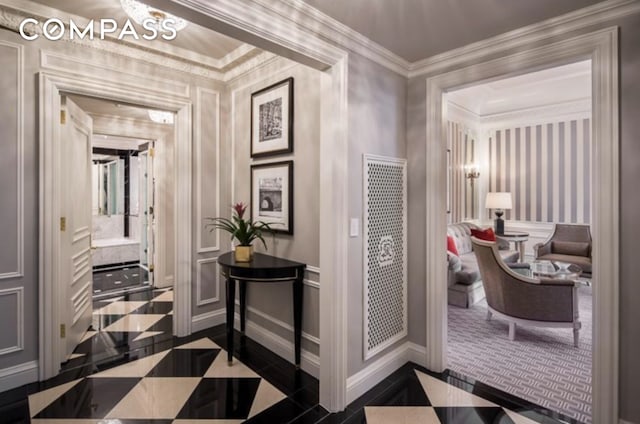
[485,192,512,235]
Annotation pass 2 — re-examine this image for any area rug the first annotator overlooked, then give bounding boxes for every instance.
[448,285,592,423]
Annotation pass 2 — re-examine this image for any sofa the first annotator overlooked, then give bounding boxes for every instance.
[533,224,592,277]
[447,222,519,307]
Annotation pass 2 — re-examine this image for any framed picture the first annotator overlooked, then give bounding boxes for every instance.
[251,77,294,158]
[251,161,294,234]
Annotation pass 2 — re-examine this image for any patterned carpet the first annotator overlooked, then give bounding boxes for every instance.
[448,285,592,423]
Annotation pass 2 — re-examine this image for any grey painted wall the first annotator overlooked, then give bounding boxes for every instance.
[224,56,322,354]
[347,53,407,375]
[407,13,640,423]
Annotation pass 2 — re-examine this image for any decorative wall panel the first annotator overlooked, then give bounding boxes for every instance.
[363,155,407,359]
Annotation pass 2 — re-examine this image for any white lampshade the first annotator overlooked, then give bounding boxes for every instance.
[485,192,512,210]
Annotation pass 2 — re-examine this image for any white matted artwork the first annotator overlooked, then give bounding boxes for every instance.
[251,77,294,158]
[250,160,293,234]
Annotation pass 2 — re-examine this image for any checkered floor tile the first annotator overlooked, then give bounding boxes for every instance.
[29,337,287,422]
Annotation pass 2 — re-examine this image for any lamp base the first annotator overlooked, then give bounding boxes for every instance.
[494,210,505,235]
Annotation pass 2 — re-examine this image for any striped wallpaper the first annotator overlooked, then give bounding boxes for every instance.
[489,119,591,223]
[448,121,476,223]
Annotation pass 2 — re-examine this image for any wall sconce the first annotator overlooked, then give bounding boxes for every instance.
[464,163,480,180]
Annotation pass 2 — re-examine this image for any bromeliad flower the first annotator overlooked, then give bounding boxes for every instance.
[205,202,272,248]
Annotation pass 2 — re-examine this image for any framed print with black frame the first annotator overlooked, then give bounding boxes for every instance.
[251,77,294,158]
[251,160,293,234]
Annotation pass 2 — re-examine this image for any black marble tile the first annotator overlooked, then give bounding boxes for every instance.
[146,348,219,377]
[244,398,309,424]
[319,408,366,424]
[176,377,261,419]
[34,377,140,419]
[366,369,431,407]
[0,390,30,424]
[289,385,320,410]
[131,301,174,315]
[289,405,330,424]
[104,421,173,424]
[146,315,173,333]
[434,406,515,424]
[258,362,318,397]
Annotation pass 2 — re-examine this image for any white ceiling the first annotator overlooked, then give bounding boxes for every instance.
[447,60,592,117]
[301,0,604,62]
[28,0,258,69]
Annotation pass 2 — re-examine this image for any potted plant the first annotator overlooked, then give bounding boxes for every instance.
[205,202,273,262]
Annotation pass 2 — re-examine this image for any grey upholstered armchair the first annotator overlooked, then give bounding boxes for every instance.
[534,224,592,277]
[472,237,582,347]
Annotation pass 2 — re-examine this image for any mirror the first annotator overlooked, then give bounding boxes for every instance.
[92,154,124,216]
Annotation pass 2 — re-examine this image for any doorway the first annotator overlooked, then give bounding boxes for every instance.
[424,28,619,423]
[443,60,593,422]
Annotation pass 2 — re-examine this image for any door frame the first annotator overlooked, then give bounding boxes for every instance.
[424,28,619,423]
[38,71,193,380]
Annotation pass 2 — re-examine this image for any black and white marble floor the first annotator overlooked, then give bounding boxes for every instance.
[0,286,582,424]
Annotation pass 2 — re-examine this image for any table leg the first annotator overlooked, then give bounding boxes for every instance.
[293,275,303,368]
[226,277,235,365]
[518,241,525,262]
[239,280,247,334]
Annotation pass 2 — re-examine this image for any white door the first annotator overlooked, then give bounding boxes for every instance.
[139,148,155,286]
[59,96,94,361]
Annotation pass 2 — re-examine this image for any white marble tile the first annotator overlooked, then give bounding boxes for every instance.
[90,350,170,378]
[103,314,164,332]
[415,371,497,407]
[364,406,440,424]
[205,351,259,378]
[176,338,220,350]
[133,331,165,342]
[94,301,147,315]
[29,380,82,417]
[105,377,200,419]
[504,408,543,424]
[247,379,287,419]
[153,290,173,302]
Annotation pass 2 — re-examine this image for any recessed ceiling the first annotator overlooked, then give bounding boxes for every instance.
[68,95,172,124]
[301,0,604,62]
[447,60,592,116]
[27,0,258,68]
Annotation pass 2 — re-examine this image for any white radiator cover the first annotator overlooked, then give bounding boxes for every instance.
[363,154,407,360]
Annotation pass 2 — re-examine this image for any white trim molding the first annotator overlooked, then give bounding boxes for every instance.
[0,287,24,356]
[195,87,221,254]
[424,27,619,424]
[191,309,226,333]
[0,40,23,281]
[196,257,220,307]
[234,313,320,378]
[39,70,193,379]
[0,360,38,392]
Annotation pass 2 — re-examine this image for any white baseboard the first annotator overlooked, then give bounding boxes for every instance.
[346,341,412,404]
[234,314,320,378]
[191,309,226,333]
[0,360,38,391]
[407,342,427,367]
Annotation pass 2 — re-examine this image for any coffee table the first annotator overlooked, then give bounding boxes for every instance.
[517,260,583,281]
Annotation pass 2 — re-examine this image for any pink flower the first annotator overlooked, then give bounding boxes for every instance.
[233,202,248,219]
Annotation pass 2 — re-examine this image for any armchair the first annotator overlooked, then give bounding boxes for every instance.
[472,237,581,347]
[534,224,592,277]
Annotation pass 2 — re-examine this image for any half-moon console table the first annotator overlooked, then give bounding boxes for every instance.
[217,252,307,367]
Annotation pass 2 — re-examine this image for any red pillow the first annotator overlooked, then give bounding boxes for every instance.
[470,227,496,242]
[447,235,459,256]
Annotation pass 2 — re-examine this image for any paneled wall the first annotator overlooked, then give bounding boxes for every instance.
[489,118,591,223]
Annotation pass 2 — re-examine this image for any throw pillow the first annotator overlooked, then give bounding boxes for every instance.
[447,235,459,256]
[470,227,496,242]
[552,241,590,257]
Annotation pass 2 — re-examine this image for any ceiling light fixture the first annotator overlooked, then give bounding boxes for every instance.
[120,0,187,32]
[148,109,174,124]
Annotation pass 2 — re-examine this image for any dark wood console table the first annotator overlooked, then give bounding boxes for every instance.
[217,252,306,367]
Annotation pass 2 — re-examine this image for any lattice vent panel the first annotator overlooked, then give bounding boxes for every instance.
[363,155,407,359]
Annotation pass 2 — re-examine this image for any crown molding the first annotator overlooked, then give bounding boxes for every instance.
[0,0,259,80]
[251,0,410,75]
[480,98,591,129]
[409,0,640,78]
